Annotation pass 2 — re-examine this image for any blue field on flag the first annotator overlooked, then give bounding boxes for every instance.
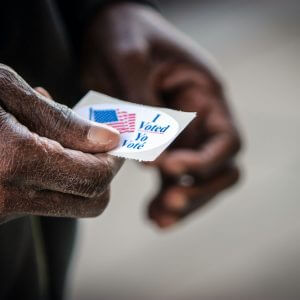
[89,108,136,133]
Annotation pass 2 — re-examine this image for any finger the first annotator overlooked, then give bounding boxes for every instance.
[34,87,52,99]
[170,166,239,210]
[0,108,123,198]
[0,64,120,152]
[151,212,178,229]
[155,83,241,176]
[4,186,111,218]
[25,139,123,197]
[150,131,239,176]
[159,65,221,104]
[156,130,240,176]
[149,166,240,228]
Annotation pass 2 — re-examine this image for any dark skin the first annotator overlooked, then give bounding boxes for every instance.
[81,3,241,228]
[0,3,240,229]
[0,64,123,224]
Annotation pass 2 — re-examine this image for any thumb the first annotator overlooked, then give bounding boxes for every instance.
[0,64,120,152]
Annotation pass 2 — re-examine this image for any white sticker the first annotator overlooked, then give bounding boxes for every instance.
[74,91,196,161]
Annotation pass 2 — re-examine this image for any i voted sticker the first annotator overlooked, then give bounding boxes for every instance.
[74,91,196,161]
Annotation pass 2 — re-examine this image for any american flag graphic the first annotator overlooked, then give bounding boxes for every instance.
[89,108,136,133]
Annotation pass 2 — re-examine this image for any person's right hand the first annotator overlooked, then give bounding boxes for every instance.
[0,64,122,224]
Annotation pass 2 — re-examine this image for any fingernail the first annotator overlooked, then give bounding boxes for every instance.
[88,122,120,151]
[35,87,52,99]
[165,193,187,211]
[156,215,177,229]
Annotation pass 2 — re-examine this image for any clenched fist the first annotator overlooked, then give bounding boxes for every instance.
[0,64,123,224]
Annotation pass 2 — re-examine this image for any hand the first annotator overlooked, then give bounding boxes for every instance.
[146,87,240,228]
[81,3,241,228]
[0,64,123,224]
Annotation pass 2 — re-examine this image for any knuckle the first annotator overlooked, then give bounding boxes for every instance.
[86,161,114,198]
[47,103,88,144]
[116,42,148,63]
[0,133,39,183]
[50,103,73,132]
[69,157,115,199]
[0,64,16,83]
[0,64,32,109]
[74,189,110,218]
[86,189,110,218]
[0,65,22,96]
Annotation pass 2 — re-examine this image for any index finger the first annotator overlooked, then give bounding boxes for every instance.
[30,141,123,198]
[3,110,123,198]
[0,64,120,153]
[156,131,240,176]
[152,85,241,175]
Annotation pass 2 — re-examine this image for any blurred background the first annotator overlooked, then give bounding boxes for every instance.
[70,0,300,299]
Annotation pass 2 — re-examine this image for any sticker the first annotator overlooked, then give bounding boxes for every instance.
[74,91,196,161]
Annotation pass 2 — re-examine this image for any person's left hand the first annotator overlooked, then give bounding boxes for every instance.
[80,3,242,228]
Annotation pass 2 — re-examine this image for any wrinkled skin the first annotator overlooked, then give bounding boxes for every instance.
[0,64,123,224]
[81,3,242,228]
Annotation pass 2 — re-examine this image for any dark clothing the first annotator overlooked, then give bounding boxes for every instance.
[0,217,77,300]
[0,0,156,105]
[0,1,155,299]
